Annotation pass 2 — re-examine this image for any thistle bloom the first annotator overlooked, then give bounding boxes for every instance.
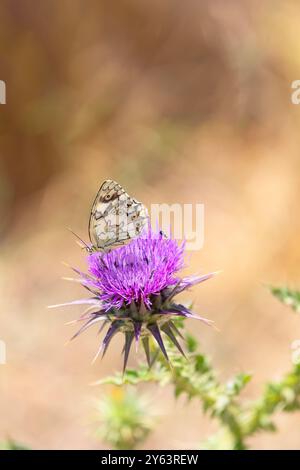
[54,228,215,371]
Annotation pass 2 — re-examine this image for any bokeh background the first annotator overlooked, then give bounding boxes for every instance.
[1,0,300,450]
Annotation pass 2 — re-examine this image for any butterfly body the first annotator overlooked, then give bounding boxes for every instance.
[88,180,148,252]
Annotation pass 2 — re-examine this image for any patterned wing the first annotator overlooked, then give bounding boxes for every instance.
[89,180,148,251]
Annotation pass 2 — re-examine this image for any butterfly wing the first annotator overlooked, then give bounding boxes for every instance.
[89,180,148,250]
[88,180,124,249]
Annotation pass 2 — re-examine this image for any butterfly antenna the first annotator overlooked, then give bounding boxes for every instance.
[67,227,91,251]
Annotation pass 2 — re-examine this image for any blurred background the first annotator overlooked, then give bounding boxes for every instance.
[1,0,300,450]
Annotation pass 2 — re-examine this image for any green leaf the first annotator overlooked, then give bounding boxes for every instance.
[269,286,300,313]
[95,388,154,450]
[226,373,252,396]
[0,438,30,450]
[185,333,198,353]
[94,366,166,386]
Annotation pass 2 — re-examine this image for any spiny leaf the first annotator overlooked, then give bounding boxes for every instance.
[123,331,134,373]
[142,337,151,367]
[147,323,169,362]
[161,322,186,357]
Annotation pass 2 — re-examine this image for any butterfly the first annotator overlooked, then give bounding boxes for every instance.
[87,179,149,252]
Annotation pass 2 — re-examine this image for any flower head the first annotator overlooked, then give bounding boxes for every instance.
[54,227,215,371]
[87,230,184,311]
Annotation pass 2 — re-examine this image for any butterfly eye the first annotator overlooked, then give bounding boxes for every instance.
[105,194,111,201]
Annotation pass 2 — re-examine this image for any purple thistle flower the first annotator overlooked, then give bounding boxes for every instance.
[53,228,215,371]
[87,230,185,311]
